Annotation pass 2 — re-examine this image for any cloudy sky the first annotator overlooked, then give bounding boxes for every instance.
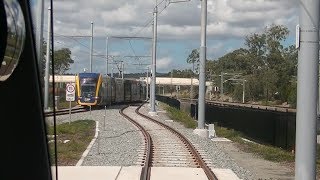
[33,0,299,74]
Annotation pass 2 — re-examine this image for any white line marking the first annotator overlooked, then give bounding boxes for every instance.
[76,121,99,166]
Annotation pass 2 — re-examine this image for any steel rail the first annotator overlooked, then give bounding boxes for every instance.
[135,103,218,180]
[120,105,152,180]
[44,106,87,117]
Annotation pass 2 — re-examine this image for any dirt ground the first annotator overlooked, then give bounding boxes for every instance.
[216,141,295,180]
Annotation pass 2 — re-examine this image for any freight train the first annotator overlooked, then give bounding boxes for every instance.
[75,72,147,107]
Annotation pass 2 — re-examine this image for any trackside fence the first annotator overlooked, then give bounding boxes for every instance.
[156,95,296,150]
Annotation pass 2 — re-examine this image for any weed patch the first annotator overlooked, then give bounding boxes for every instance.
[161,103,197,128]
[47,120,95,165]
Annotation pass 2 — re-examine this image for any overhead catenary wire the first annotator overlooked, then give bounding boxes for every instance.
[41,13,163,74]
[43,29,102,54]
[43,27,152,62]
[54,41,108,59]
[131,0,171,37]
[128,40,136,56]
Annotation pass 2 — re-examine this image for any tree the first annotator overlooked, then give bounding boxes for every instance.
[169,69,193,78]
[243,24,291,102]
[52,48,74,74]
[42,46,74,75]
[186,49,199,73]
[205,24,296,105]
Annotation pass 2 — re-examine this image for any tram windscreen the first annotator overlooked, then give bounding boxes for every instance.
[80,77,97,85]
[81,84,96,96]
[79,77,98,97]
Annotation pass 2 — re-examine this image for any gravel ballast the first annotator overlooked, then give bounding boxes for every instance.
[45,103,294,179]
[46,105,143,166]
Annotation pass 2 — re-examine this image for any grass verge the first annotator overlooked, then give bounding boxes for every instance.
[215,126,295,163]
[161,101,320,176]
[57,101,78,109]
[215,126,320,176]
[47,120,95,165]
[161,103,197,128]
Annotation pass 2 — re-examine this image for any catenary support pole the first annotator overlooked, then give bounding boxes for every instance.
[295,0,319,179]
[44,7,51,110]
[146,67,149,100]
[197,0,207,129]
[150,2,157,114]
[106,36,109,75]
[149,68,153,107]
[90,22,93,73]
[149,32,153,107]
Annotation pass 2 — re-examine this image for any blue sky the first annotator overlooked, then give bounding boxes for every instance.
[31,0,299,74]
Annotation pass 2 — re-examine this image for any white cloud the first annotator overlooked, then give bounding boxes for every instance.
[157,57,173,72]
[42,0,298,40]
[36,0,298,73]
[207,42,224,58]
[206,0,298,38]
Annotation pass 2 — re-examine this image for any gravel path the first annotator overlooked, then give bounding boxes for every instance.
[46,105,144,166]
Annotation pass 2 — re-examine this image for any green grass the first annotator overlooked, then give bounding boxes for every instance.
[214,126,244,142]
[47,120,95,165]
[161,103,197,128]
[215,126,295,162]
[161,101,295,162]
[215,126,320,176]
[57,101,78,109]
[159,101,320,174]
[161,101,320,177]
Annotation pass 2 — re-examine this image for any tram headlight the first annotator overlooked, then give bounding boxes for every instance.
[0,0,26,81]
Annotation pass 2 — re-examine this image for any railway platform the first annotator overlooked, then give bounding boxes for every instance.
[52,166,240,180]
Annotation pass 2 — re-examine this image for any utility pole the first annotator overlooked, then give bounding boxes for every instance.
[90,22,93,73]
[44,7,51,110]
[149,1,157,115]
[295,0,319,179]
[196,0,207,131]
[36,0,44,68]
[230,78,246,103]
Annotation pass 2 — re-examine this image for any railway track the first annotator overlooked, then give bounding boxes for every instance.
[120,103,218,180]
[44,106,87,117]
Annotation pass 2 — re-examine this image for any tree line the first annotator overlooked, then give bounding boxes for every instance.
[181,24,298,107]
